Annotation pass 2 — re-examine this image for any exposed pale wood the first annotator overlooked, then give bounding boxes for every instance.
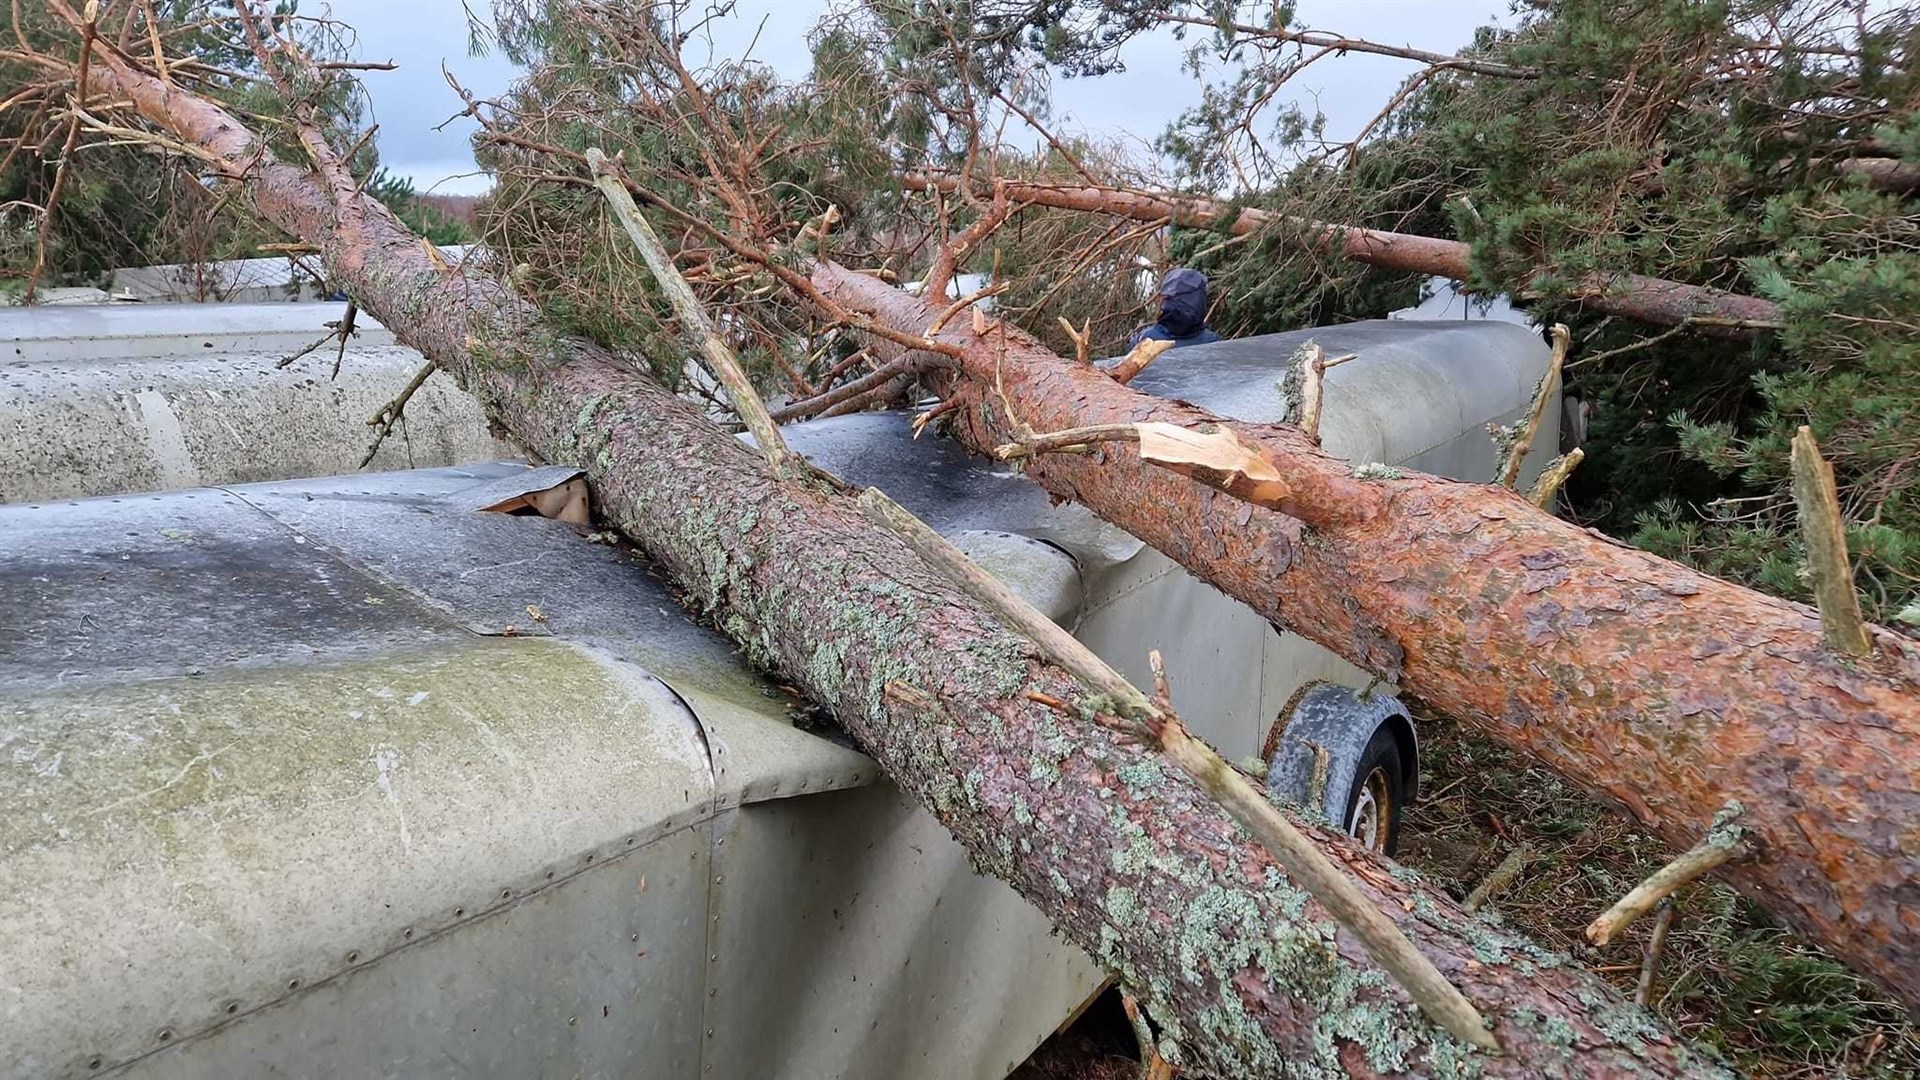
[1109,337,1175,385]
[1499,324,1569,489]
[1790,426,1872,658]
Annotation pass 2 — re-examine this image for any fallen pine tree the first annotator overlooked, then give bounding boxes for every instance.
[800,257,1920,1009]
[27,3,1750,1075]
[419,0,1920,1009]
[509,90,1920,999]
[896,173,1786,336]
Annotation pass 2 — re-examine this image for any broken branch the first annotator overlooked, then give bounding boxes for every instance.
[587,147,792,476]
[1527,447,1585,509]
[1109,337,1175,386]
[1587,807,1751,946]
[1499,324,1570,489]
[1789,426,1872,658]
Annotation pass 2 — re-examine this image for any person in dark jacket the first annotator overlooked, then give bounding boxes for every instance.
[1127,267,1222,350]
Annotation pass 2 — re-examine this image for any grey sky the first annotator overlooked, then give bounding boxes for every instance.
[323,0,1512,197]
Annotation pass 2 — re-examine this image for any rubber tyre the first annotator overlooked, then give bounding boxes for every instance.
[1343,726,1407,856]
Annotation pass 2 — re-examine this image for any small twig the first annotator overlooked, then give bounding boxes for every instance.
[925,280,1008,335]
[273,300,357,372]
[1635,899,1676,1008]
[912,395,964,438]
[1527,448,1585,509]
[25,0,97,304]
[1463,842,1532,913]
[1790,426,1872,658]
[994,423,1141,461]
[1499,324,1570,488]
[1587,805,1751,946]
[587,147,792,476]
[329,300,358,379]
[1110,338,1176,386]
[1566,322,1687,371]
[1121,992,1176,1080]
[1055,316,1091,364]
[858,487,1498,1053]
[360,360,435,468]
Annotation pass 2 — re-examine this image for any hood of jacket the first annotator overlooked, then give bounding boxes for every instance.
[1156,268,1210,338]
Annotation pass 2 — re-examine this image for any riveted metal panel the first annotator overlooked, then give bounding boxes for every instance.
[0,637,717,1079]
[701,785,1107,1080]
[116,825,710,1080]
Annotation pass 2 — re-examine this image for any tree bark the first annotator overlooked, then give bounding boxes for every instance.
[900,175,1786,336]
[73,29,1734,1079]
[811,261,1920,1009]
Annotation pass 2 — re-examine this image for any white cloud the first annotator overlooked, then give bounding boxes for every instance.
[325,0,1512,194]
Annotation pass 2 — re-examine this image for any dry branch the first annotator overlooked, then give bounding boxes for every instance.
[1497,324,1569,488]
[1528,448,1584,508]
[1108,337,1175,386]
[1587,808,1751,946]
[587,147,793,474]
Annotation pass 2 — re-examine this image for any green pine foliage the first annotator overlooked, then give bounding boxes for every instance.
[1160,0,1919,626]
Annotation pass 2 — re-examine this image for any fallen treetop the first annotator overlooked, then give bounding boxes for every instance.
[806,258,1920,1008]
[57,8,1736,1075]
[898,174,1786,336]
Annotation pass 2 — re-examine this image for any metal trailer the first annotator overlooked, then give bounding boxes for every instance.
[0,311,1556,1079]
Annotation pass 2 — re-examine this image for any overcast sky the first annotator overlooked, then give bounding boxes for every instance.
[321,0,1513,197]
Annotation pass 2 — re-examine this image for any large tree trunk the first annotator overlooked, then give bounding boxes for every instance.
[72,29,1736,1080]
[811,262,1920,1008]
[900,174,1785,336]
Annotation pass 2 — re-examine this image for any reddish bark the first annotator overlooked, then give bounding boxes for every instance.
[813,261,1920,1008]
[68,27,1736,1079]
[900,175,1786,335]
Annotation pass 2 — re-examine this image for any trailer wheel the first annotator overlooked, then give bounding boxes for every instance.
[1344,726,1406,856]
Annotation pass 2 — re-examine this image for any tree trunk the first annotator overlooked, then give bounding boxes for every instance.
[811,261,1920,1009]
[900,175,1785,336]
[76,32,1734,1079]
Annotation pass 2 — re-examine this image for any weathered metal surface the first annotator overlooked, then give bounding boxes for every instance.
[0,467,1100,1079]
[704,787,1107,1080]
[0,302,511,504]
[1,634,716,1078]
[117,825,712,1080]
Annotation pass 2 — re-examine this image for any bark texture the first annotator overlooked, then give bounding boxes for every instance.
[79,36,1734,1080]
[812,262,1920,1008]
[900,175,1785,335]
